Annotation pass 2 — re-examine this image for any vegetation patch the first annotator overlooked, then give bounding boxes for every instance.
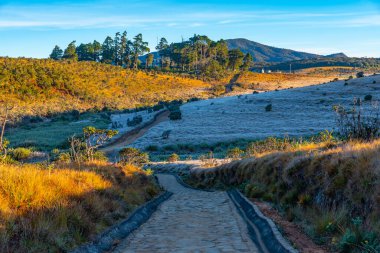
[0,161,160,252]
[189,139,380,252]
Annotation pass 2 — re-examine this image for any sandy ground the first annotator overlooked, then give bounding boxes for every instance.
[131,75,380,149]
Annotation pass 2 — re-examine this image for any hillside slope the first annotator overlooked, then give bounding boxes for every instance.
[226,38,320,63]
[0,58,211,117]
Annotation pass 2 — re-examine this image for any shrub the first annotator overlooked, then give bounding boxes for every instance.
[265,104,272,112]
[169,110,182,120]
[145,145,159,152]
[11,147,32,161]
[119,147,149,165]
[71,110,80,120]
[57,152,71,163]
[364,94,373,101]
[356,72,365,78]
[162,130,171,139]
[226,147,244,160]
[334,99,380,140]
[213,85,226,96]
[127,115,143,127]
[167,153,180,162]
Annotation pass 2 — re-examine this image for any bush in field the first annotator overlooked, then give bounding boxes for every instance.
[168,104,182,120]
[127,115,143,126]
[119,147,149,165]
[364,94,373,101]
[226,147,244,160]
[69,126,118,162]
[167,153,180,162]
[11,147,32,161]
[334,99,380,140]
[212,85,226,96]
[145,145,159,152]
[71,110,80,120]
[162,130,171,139]
[169,110,182,120]
[356,72,365,78]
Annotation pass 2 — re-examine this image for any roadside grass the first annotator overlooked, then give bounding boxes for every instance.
[147,133,335,162]
[0,160,160,252]
[5,112,110,151]
[189,138,380,252]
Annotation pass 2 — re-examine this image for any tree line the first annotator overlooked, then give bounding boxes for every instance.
[50,32,253,78]
[50,32,150,69]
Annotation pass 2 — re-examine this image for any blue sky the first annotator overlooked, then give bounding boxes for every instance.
[0,0,379,58]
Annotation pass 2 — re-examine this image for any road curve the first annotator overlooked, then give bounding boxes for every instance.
[114,174,258,253]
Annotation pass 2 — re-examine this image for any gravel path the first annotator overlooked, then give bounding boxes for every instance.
[115,174,258,253]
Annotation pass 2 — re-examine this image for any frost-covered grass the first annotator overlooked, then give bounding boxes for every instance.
[109,109,162,139]
[132,75,380,149]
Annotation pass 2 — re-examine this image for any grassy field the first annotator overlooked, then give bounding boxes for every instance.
[5,112,111,150]
[188,138,380,252]
[0,58,211,118]
[131,74,380,150]
[0,161,160,252]
[234,70,355,91]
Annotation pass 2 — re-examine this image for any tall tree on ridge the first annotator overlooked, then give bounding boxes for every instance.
[102,36,114,64]
[131,33,149,69]
[114,32,121,65]
[49,45,63,60]
[120,31,131,67]
[228,49,244,71]
[92,40,102,62]
[156,37,168,68]
[62,41,78,61]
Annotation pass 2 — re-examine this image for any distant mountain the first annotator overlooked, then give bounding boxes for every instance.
[324,53,348,58]
[225,38,321,63]
[141,38,347,64]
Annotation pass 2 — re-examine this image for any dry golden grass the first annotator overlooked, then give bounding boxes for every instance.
[190,139,380,251]
[0,161,160,252]
[234,71,351,91]
[0,58,211,117]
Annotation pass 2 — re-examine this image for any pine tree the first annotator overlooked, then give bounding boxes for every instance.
[120,31,131,67]
[155,37,168,68]
[131,34,150,69]
[228,49,244,71]
[62,41,78,61]
[241,53,253,70]
[49,45,63,60]
[92,40,102,62]
[101,36,114,64]
[114,32,121,65]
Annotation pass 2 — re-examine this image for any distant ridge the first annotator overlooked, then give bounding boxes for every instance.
[323,53,348,58]
[225,38,346,63]
[225,38,319,63]
[141,38,347,64]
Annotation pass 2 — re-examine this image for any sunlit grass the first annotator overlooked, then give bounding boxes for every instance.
[190,138,380,252]
[0,161,160,252]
